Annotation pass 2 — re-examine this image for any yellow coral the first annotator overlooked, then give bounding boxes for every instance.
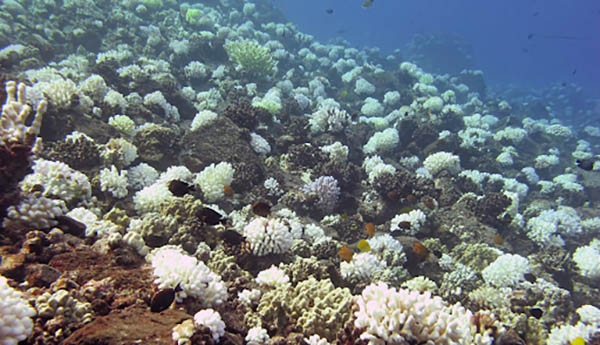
[257,277,352,341]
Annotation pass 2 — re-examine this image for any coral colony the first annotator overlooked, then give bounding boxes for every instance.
[0,1,599,345]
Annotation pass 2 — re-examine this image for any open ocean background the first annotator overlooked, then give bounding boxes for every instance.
[278,0,600,102]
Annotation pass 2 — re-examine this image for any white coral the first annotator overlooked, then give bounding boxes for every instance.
[0,81,46,150]
[354,282,493,345]
[244,217,293,256]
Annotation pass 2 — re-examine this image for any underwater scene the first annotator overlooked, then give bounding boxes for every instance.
[0,0,599,344]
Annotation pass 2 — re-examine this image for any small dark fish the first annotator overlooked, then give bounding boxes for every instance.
[527,33,534,39]
[561,82,567,87]
[220,229,245,246]
[362,0,373,8]
[252,201,271,217]
[529,307,543,319]
[198,207,226,225]
[150,288,175,312]
[532,11,540,17]
[522,48,529,53]
[55,215,86,237]
[576,157,599,171]
[168,180,194,197]
[395,221,412,230]
[523,273,536,283]
[572,68,577,75]
[326,8,333,14]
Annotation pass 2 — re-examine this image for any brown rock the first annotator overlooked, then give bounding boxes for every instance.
[62,306,191,345]
[0,247,27,280]
[25,263,61,287]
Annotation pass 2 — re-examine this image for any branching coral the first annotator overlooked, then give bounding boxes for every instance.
[224,39,277,78]
[1,81,47,218]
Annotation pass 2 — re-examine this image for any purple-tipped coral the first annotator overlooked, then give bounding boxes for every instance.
[302,175,340,212]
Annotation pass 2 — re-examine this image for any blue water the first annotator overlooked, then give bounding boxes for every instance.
[278,0,600,100]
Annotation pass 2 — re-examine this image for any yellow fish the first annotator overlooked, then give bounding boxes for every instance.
[357,239,371,252]
[571,337,585,345]
[362,0,373,8]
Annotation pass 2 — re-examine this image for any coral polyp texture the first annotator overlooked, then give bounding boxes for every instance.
[0,1,597,344]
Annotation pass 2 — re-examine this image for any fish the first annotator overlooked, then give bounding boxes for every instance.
[252,201,271,217]
[357,239,371,252]
[362,0,373,8]
[220,230,245,246]
[326,8,334,14]
[223,185,234,198]
[571,337,585,345]
[529,307,543,319]
[412,242,429,259]
[150,288,175,312]
[168,180,194,197]
[55,215,86,237]
[338,247,354,262]
[397,221,412,229]
[576,157,599,171]
[365,222,375,237]
[197,207,226,225]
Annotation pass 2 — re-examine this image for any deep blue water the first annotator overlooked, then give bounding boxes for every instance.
[277,0,600,101]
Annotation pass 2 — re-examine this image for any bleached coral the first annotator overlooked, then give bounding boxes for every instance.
[100,138,138,167]
[340,252,386,282]
[244,217,293,256]
[0,275,36,345]
[190,110,218,131]
[99,165,128,198]
[246,327,270,345]
[108,114,136,136]
[3,195,66,229]
[302,176,340,212]
[194,162,234,202]
[308,105,351,133]
[127,163,159,190]
[390,209,427,235]
[133,182,175,214]
[572,240,600,279]
[546,305,600,345]
[363,155,396,183]
[149,246,227,305]
[193,309,226,341]
[256,265,290,287]
[354,282,495,345]
[249,132,271,155]
[321,141,348,163]
[481,253,530,288]
[423,151,461,176]
[1,81,46,150]
[363,128,399,155]
[20,158,91,203]
[526,207,583,247]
